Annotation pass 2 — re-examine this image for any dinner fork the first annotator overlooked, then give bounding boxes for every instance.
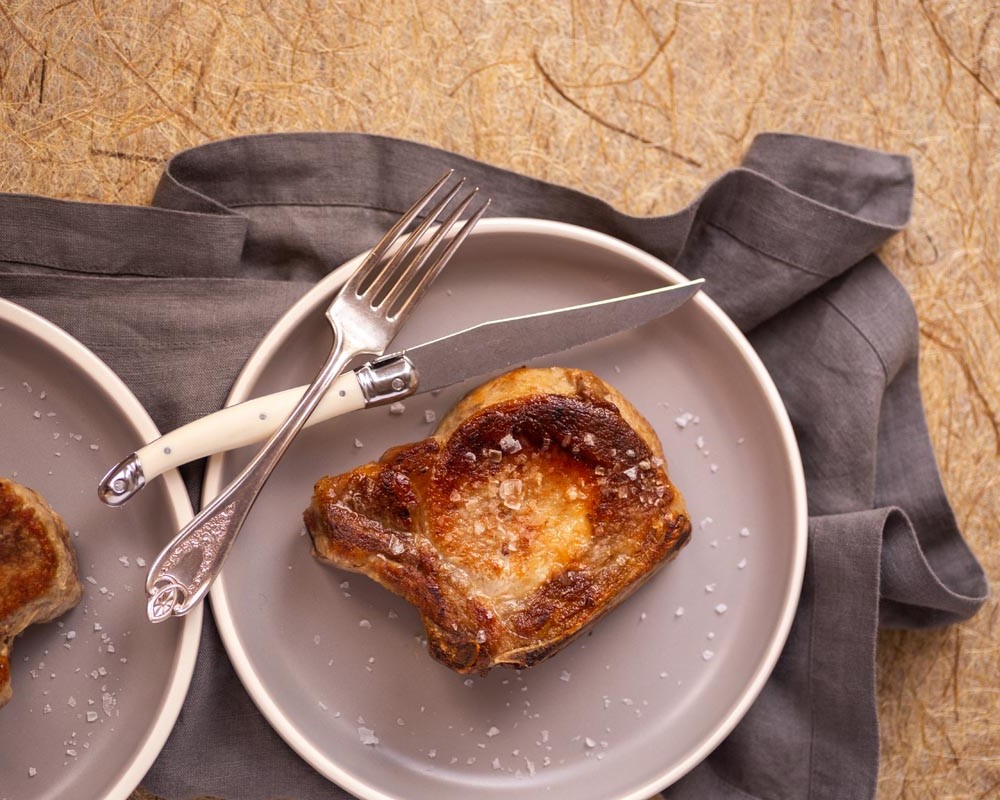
[144,171,489,622]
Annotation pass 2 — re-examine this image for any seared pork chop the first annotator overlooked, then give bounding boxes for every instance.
[305,367,691,675]
[0,478,82,707]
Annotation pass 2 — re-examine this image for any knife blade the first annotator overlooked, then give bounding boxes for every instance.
[98,278,703,506]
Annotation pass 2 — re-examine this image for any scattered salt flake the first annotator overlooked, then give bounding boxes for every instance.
[358,726,379,746]
[313,635,321,645]
[705,583,717,593]
[715,603,728,615]
[710,463,719,473]
[737,558,748,570]
[486,726,500,737]
[93,623,102,632]
[85,576,97,585]
[42,704,52,714]
[423,409,437,424]
[86,711,99,723]
[135,556,146,567]
[699,517,714,530]
[428,749,437,758]
[702,649,715,661]
[674,412,694,429]
[584,737,597,748]
[28,766,37,777]
[559,670,571,682]
[739,527,751,537]
[90,444,100,451]
[388,402,406,415]
[65,630,76,640]
[359,619,371,629]
[118,556,130,567]
[737,436,746,445]
[33,410,41,419]
[102,692,116,717]
[492,757,502,770]
[67,696,77,707]
[353,438,363,448]
[387,609,398,619]
[674,606,685,617]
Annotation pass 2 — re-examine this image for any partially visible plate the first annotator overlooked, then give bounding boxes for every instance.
[0,300,202,799]
[209,219,807,800]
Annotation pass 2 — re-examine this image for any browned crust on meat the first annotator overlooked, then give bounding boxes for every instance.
[306,367,691,675]
[0,478,83,707]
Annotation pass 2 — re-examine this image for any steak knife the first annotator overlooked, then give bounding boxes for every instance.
[99,278,703,506]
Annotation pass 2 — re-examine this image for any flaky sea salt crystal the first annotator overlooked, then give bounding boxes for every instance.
[358,726,379,746]
[674,412,694,429]
[423,409,437,424]
[499,433,522,453]
[388,402,406,415]
[486,726,500,737]
[715,603,728,615]
[499,478,523,510]
[738,558,748,569]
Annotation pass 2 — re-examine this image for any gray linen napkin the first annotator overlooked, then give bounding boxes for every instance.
[0,132,987,800]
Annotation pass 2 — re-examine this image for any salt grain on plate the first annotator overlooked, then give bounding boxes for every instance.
[424,409,436,424]
[739,526,751,537]
[738,558,748,569]
[358,726,379,746]
[674,412,694,429]
[486,726,500,737]
[388,402,406,415]
[674,606,685,617]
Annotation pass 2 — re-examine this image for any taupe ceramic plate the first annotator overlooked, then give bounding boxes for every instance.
[209,219,807,800]
[0,300,201,800]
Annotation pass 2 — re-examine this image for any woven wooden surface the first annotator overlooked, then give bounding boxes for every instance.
[1,1,997,798]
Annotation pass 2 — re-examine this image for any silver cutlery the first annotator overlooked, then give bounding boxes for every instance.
[142,171,490,622]
[100,278,704,508]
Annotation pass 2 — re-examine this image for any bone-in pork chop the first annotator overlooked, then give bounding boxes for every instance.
[0,478,82,707]
[305,367,692,675]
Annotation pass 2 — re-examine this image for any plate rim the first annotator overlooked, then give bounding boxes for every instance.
[208,217,808,800]
[0,297,204,800]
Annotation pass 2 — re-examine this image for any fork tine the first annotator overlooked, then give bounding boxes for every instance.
[347,169,455,293]
[383,193,491,320]
[364,177,467,303]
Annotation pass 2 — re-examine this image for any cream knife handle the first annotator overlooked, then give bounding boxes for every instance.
[144,375,365,476]
[98,372,365,506]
